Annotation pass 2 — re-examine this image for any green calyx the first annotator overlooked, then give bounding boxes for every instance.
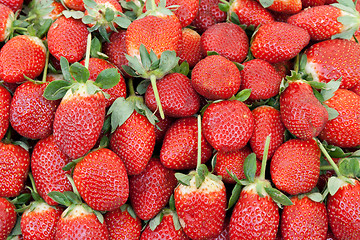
[331,0,360,40]
[138,0,178,19]
[148,208,182,232]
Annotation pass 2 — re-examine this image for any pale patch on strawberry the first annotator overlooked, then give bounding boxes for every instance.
[242,182,270,198]
[177,173,224,195]
[27,35,47,54]
[3,12,14,40]
[62,204,90,219]
[304,61,319,82]
[25,202,53,214]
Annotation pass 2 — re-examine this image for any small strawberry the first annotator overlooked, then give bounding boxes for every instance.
[154,112,174,144]
[191,55,242,100]
[0,84,11,140]
[0,197,16,240]
[178,28,203,68]
[191,0,227,33]
[200,22,249,63]
[166,0,199,28]
[259,0,302,14]
[0,35,46,84]
[105,204,142,240]
[250,21,310,63]
[270,138,321,195]
[0,4,14,42]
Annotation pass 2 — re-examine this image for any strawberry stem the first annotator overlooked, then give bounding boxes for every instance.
[66,174,81,199]
[259,135,271,180]
[320,165,335,171]
[315,139,342,177]
[150,74,164,119]
[84,33,92,69]
[41,50,50,83]
[196,114,202,171]
[128,78,136,97]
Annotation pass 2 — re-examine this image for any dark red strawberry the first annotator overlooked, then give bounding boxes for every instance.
[178,28,204,68]
[154,113,174,145]
[191,0,227,33]
[0,84,11,140]
[167,0,199,28]
[0,197,16,240]
[0,0,23,13]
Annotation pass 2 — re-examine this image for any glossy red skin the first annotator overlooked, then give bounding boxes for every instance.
[178,28,203,68]
[0,197,16,240]
[110,111,155,175]
[229,187,279,240]
[73,148,129,211]
[160,116,213,170]
[141,213,189,240]
[270,139,321,195]
[0,35,45,83]
[0,0,23,13]
[250,106,285,161]
[145,73,201,118]
[251,22,310,63]
[287,5,342,41]
[319,89,360,148]
[281,196,328,240]
[202,100,254,152]
[154,113,174,144]
[240,59,283,101]
[201,22,249,63]
[53,90,106,159]
[280,81,328,140]
[215,146,261,184]
[0,4,13,42]
[129,159,177,220]
[167,0,199,28]
[46,1,66,20]
[105,207,142,240]
[31,135,72,206]
[265,0,302,14]
[62,0,85,12]
[0,142,30,197]
[80,58,127,107]
[208,218,230,240]
[10,81,59,140]
[126,15,182,58]
[0,85,11,140]
[230,0,274,28]
[21,203,62,240]
[191,0,227,33]
[47,16,88,63]
[327,180,360,240]
[305,39,360,89]
[191,55,241,100]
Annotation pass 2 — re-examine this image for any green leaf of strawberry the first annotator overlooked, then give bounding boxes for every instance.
[70,62,90,83]
[175,173,192,186]
[94,68,120,89]
[264,187,293,207]
[107,97,135,132]
[149,211,164,231]
[328,176,344,196]
[47,192,72,206]
[43,80,72,100]
[244,153,257,183]
[227,183,242,210]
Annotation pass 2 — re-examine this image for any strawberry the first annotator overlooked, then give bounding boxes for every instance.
[62,0,85,11]
[250,21,310,63]
[47,16,89,63]
[202,100,254,152]
[240,59,283,101]
[73,148,129,211]
[280,80,328,140]
[191,0,227,33]
[200,22,249,63]
[280,195,328,239]
[228,0,275,28]
[0,84,11,140]
[270,139,321,195]
[140,209,189,240]
[166,0,199,28]
[105,205,142,240]
[178,28,203,68]
[145,73,201,118]
[304,39,360,89]
[0,197,16,240]
[160,116,213,170]
[0,142,30,197]
[10,81,59,140]
[31,135,72,206]
[191,55,242,100]
[318,89,360,148]
[0,35,46,84]
[350,78,360,95]
[154,113,174,144]
[260,0,302,14]
[208,218,230,240]
[0,0,23,13]
[0,4,13,42]
[287,0,360,41]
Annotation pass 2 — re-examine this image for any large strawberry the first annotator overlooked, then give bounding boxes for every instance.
[0,35,46,84]
[0,197,16,240]
[0,84,11,140]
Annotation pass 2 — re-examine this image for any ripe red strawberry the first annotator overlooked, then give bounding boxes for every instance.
[280,195,328,240]
[167,0,199,28]
[191,55,242,100]
[47,16,88,63]
[240,59,283,101]
[46,1,66,20]
[301,0,326,7]
[214,146,261,184]
[0,4,13,42]
[202,100,254,152]
[327,179,360,240]
[154,113,174,144]
[250,106,285,160]
[73,148,129,211]
[0,84,11,140]
[55,204,109,239]
[178,28,203,68]
[160,116,213,170]
[105,205,142,240]
[31,135,72,206]
[208,218,230,240]
[287,0,360,41]
[145,73,201,118]
[62,0,85,11]
[191,0,227,33]
[0,35,46,84]
[0,0,23,13]
[250,22,310,63]
[350,80,360,95]
[129,158,177,220]
[10,81,59,140]
[261,0,302,14]
[0,142,30,197]
[280,80,328,140]
[21,202,62,240]
[0,197,16,240]
[270,139,321,195]
[200,22,249,63]
[304,39,360,89]
[141,210,189,240]
[319,89,360,148]
[229,0,275,28]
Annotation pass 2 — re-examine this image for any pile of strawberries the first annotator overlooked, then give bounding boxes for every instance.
[0,0,360,238]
